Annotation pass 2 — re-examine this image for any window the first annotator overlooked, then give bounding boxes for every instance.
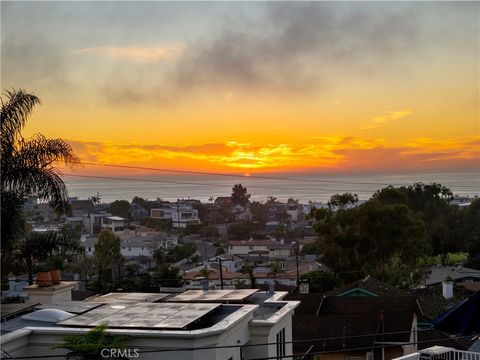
[276,328,286,359]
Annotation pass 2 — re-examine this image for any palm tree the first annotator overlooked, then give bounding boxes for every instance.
[53,325,128,360]
[16,231,84,285]
[1,89,80,251]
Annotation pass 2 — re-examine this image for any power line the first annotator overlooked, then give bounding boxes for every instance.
[79,162,480,188]
[5,333,472,359]
[81,162,394,186]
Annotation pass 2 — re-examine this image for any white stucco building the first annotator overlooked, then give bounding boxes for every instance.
[1,287,299,360]
[151,201,200,228]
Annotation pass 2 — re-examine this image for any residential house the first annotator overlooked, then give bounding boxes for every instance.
[268,242,293,258]
[208,254,243,273]
[84,211,112,235]
[182,265,246,289]
[285,292,420,360]
[151,201,200,228]
[266,203,290,229]
[228,239,279,256]
[80,231,176,261]
[426,265,480,287]
[201,203,224,224]
[130,202,149,220]
[1,287,299,360]
[214,196,233,208]
[231,203,253,221]
[69,199,94,217]
[101,216,126,233]
[327,275,408,297]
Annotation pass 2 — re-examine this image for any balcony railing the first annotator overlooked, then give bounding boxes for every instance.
[394,347,480,360]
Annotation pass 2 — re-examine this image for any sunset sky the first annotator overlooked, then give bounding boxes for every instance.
[2,1,479,175]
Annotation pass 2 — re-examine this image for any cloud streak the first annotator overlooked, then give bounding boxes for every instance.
[75,44,186,62]
[64,136,479,174]
[361,110,412,130]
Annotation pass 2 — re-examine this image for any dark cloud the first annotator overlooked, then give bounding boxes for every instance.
[172,2,419,95]
[1,33,70,92]
[100,2,422,105]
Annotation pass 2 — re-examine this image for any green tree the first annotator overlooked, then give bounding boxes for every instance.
[231,184,251,206]
[373,183,460,261]
[132,196,149,210]
[301,270,339,293]
[66,254,97,286]
[313,199,426,284]
[228,221,256,240]
[198,266,213,278]
[109,200,131,219]
[300,242,322,256]
[243,265,256,288]
[463,199,480,268]
[266,196,278,204]
[53,325,127,360]
[152,248,166,269]
[16,231,83,285]
[94,229,123,288]
[1,89,79,252]
[169,243,197,262]
[328,192,359,210]
[199,225,220,239]
[250,201,268,224]
[153,265,183,287]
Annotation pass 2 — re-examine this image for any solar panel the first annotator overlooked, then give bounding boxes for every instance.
[168,289,258,302]
[90,317,131,326]
[86,292,170,303]
[58,302,221,329]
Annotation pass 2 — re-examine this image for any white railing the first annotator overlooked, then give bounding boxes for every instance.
[394,353,421,360]
[394,349,480,360]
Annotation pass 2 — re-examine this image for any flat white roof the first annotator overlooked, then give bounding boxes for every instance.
[106,216,125,221]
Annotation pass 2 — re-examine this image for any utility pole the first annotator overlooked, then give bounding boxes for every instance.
[217,257,224,289]
[294,241,300,286]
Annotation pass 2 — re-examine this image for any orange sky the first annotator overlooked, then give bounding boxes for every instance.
[2,2,479,175]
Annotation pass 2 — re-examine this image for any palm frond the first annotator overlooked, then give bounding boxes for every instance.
[17,231,83,261]
[16,134,80,169]
[3,166,69,212]
[1,89,40,145]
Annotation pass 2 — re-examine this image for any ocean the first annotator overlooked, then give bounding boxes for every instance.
[62,169,480,203]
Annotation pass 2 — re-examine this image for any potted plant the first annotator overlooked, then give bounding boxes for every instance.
[36,264,53,287]
[49,269,62,284]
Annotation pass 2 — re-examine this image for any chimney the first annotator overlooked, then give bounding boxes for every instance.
[442,281,453,299]
[24,281,76,304]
